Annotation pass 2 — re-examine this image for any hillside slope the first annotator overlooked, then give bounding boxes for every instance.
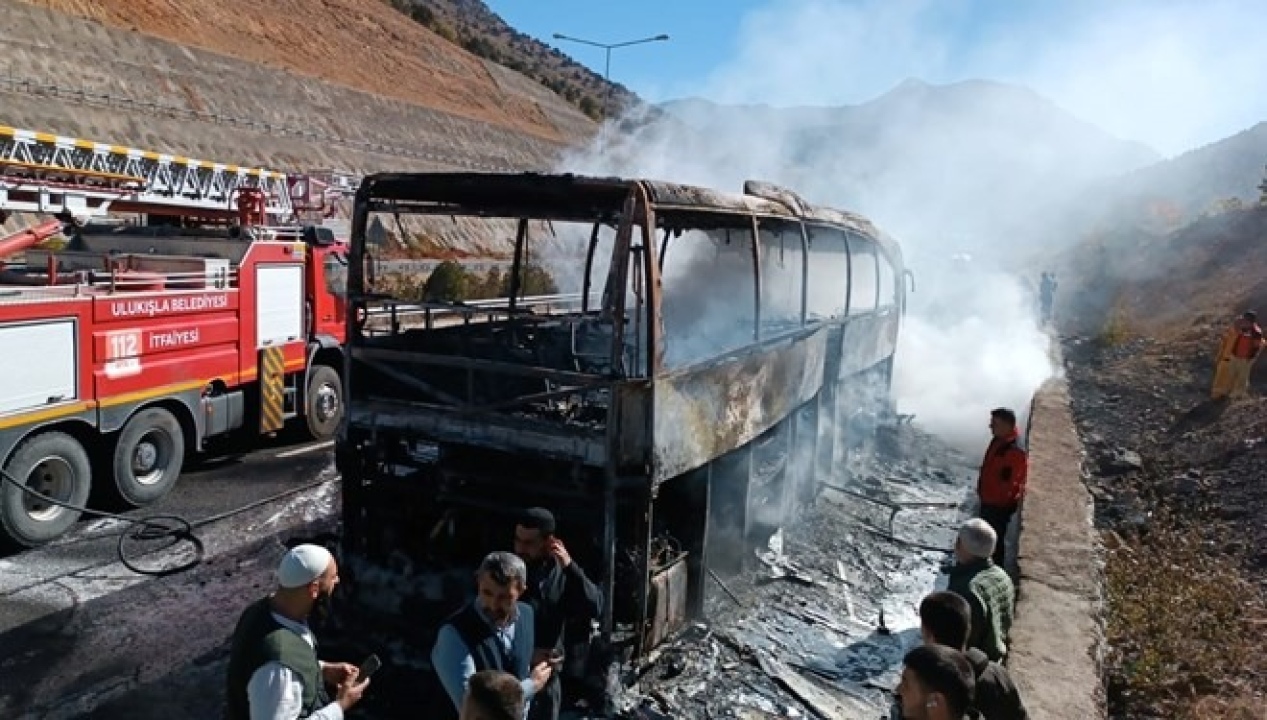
[2,0,602,255]
[1057,207,1267,719]
[1078,122,1267,233]
[398,0,639,118]
[19,0,593,144]
[1060,206,1267,338]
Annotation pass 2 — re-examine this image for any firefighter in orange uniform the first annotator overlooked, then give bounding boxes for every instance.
[977,408,1028,568]
[1212,311,1265,400]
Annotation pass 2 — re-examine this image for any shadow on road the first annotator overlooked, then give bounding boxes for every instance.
[1,526,332,720]
[0,427,324,561]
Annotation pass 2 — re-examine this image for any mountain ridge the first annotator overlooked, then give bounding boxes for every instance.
[631,78,1163,262]
[659,77,1159,161]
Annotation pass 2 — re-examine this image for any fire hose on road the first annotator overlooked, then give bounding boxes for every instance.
[0,466,329,584]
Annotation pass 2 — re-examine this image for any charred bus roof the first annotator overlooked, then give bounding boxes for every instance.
[352,171,899,255]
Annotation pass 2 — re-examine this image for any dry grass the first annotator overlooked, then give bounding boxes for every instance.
[1099,294,1133,347]
[1186,696,1267,720]
[1104,508,1267,719]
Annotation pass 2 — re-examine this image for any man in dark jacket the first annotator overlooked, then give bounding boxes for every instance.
[1038,272,1057,324]
[512,508,603,720]
[919,591,1029,720]
[895,645,977,720]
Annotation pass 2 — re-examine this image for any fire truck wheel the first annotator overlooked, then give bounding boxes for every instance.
[111,407,185,507]
[0,431,93,548]
[305,365,343,441]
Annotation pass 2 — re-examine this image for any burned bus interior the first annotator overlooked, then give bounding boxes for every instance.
[334,172,908,707]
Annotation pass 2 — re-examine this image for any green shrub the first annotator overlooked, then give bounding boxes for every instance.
[421,260,470,301]
[515,263,559,296]
[418,263,557,302]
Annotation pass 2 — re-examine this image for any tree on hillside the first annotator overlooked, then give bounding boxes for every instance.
[471,267,505,299]
[579,96,602,120]
[366,217,390,248]
[504,263,559,297]
[422,260,471,302]
[409,5,435,25]
[1213,197,1245,215]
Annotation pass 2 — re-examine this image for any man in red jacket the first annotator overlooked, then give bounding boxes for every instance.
[977,408,1028,568]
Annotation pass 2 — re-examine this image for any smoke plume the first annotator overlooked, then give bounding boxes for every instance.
[548,0,1207,452]
[547,0,1267,452]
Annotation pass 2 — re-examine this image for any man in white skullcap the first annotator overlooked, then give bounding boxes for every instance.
[225,543,370,719]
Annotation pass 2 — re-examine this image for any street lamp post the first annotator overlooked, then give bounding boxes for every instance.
[552,32,669,153]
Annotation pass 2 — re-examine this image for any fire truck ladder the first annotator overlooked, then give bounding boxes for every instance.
[0,124,295,223]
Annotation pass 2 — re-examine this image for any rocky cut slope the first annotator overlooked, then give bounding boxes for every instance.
[2,0,603,254]
[2,0,596,179]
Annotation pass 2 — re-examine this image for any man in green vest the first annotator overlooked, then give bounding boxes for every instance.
[225,543,370,719]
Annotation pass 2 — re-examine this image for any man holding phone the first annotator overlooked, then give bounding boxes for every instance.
[225,544,370,720]
[513,508,603,720]
[432,552,554,720]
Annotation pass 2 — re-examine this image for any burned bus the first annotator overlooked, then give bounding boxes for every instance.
[333,172,909,712]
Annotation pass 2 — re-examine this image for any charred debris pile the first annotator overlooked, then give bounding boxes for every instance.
[615,428,972,720]
[331,425,976,720]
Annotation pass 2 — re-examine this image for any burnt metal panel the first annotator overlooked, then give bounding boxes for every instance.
[837,316,881,379]
[357,172,633,221]
[645,555,690,651]
[641,180,793,219]
[836,312,902,380]
[650,327,828,484]
[614,381,652,470]
[347,402,608,466]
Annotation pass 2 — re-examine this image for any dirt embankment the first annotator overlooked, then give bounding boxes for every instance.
[1,0,595,179]
[1047,204,1267,718]
[1062,333,1267,720]
[17,0,584,144]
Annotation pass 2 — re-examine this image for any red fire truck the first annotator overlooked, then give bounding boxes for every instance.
[0,124,352,547]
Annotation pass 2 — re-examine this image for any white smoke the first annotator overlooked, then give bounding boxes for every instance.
[543,0,1264,453]
[894,264,1055,452]
[637,0,1267,157]
[553,116,1058,454]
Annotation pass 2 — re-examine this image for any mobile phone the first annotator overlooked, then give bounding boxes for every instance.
[547,649,564,668]
[358,653,382,680]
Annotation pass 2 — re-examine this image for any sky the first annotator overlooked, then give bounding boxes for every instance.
[484,0,1267,157]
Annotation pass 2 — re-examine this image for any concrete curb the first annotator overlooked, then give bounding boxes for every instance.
[1009,370,1107,720]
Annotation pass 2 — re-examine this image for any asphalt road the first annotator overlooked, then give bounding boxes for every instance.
[0,429,340,719]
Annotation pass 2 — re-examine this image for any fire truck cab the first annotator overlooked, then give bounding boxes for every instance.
[0,124,351,548]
